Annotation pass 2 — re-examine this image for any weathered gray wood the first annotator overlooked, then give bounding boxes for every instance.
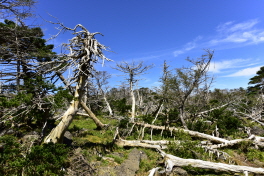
[159,150,264,174]
[134,122,229,144]
[115,139,167,149]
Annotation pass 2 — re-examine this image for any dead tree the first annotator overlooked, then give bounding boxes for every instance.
[93,71,113,116]
[156,149,264,175]
[152,60,170,124]
[114,61,152,122]
[42,22,111,143]
[166,50,213,129]
[0,0,36,24]
[56,71,107,129]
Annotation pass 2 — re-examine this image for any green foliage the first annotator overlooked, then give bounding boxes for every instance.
[246,148,264,162]
[209,108,242,137]
[139,149,159,173]
[167,140,209,160]
[0,92,32,108]
[233,141,253,153]
[118,117,130,129]
[52,87,73,109]
[188,119,212,134]
[0,135,24,175]
[137,114,154,124]
[111,98,132,115]
[106,154,124,164]
[0,135,69,176]
[23,143,69,175]
[248,66,264,94]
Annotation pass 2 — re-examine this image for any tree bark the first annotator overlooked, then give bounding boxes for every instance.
[102,93,113,116]
[179,107,188,130]
[56,71,107,129]
[133,122,229,144]
[80,101,107,129]
[130,81,136,122]
[44,76,86,143]
[158,149,264,174]
[115,138,167,149]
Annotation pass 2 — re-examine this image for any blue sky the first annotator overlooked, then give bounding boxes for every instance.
[32,0,264,90]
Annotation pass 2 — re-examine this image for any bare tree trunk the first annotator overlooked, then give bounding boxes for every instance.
[44,75,86,143]
[56,71,107,129]
[179,107,188,130]
[115,138,167,149]
[80,101,107,129]
[103,95,113,116]
[152,103,163,124]
[158,150,264,174]
[130,82,136,122]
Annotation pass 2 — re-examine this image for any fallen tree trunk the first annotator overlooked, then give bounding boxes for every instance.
[197,102,231,117]
[115,138,167,149]
[158,149,264,174]
[211,135,264,149]
[133,122,229,144]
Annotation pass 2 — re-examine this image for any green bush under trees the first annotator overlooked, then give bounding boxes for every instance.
[0,135,69,176]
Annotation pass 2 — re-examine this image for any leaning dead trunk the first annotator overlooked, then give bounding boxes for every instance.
[42,23,111,143]
[179,107,188,130]
[56,71,106,129]
[44,76,86,143]
[100,90,113,116]
[80,101,107,129]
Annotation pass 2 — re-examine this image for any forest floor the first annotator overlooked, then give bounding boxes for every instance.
[63,115,264,176]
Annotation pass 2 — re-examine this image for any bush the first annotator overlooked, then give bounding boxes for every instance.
[210,108,242,137]
[0,135,69,176]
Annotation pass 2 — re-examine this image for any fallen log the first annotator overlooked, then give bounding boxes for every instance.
[158,149,264,174]
[211,135,264,149]
[115,138,167,149]
[133,122,229,144]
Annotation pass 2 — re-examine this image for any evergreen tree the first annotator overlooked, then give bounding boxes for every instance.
[248,66,264,94]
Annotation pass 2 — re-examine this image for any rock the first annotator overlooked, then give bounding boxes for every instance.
[21,134,40,149]
[63,131,73,146]
[170,167,188,176]
[251,126,264,136]
[115,148,148,176]
[66,147,96,176]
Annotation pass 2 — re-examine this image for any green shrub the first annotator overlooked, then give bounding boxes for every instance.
[24,143,69,175]
[0,135,69,176]
[111,98,131,115]
[210,108,242,137]
[246,148,264,162]
[0,135,24,175]
[167,140,209,160]
[137,114,154,124]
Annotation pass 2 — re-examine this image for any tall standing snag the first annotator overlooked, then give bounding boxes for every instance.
[43,23,111,143]
[114,61,152,122]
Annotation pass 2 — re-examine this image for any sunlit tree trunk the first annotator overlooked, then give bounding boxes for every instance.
[43,23,111,143]
[130,80,136,122]
[44,75,86,143]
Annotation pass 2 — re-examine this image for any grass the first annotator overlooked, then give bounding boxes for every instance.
[65,114,264,176]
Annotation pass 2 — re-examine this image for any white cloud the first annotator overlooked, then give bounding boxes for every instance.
[217,19,259,33]
[209,59,251,73]
[210,19,264,46]
[173,50,184,57]
[225,66,260,77]
[173,36,202,57]
[175,19,264,52]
